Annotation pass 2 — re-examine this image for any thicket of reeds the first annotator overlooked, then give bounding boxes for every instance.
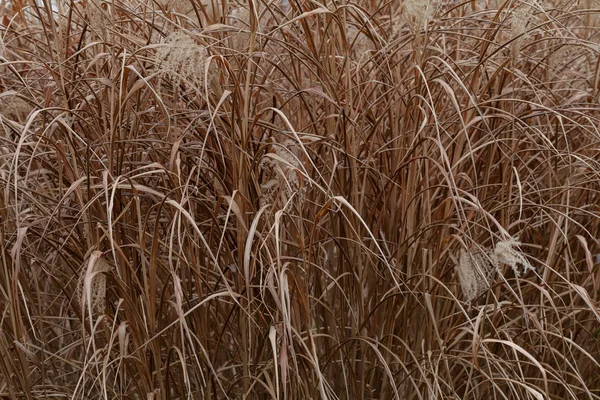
[2,0,600,398]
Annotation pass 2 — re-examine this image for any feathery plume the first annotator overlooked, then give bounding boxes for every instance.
[457,237,534,302]
[510,2,534,59]
[493,237,534,276]
[457,247,496,303]
[156,31,208,88]
[403,0,438,32]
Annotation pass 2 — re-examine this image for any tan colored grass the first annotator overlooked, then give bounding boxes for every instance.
[2,0,600,398]
[259,139,305,211]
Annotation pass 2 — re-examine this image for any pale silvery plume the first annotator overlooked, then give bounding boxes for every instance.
[511,3,531,39]
[156,31,207,88]
[403,0,438,32]
[230,5,251,27]
[510,2,534,58]
[457,237,534,302]
[493,237,534,276]
[457,247,496,303]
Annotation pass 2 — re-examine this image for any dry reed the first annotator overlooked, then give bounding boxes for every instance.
[1,0,600,398]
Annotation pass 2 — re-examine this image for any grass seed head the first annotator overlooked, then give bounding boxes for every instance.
[494,237,534,277]
[457,248,495,302]
[76,252,112,316]
[156,31,208,88]
[458,237,534,301]
[3,0,600,397]
[511,2,534,57]
[403,0,438,31]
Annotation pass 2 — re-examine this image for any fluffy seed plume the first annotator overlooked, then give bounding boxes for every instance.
[457,247,496,303]
[511,3,532,40]
[493,237,534,276]
[403,0,438,32]
[457,237,533,302]
[510,3,534,58]
[156,31,207,88]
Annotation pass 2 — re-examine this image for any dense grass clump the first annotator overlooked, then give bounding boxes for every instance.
[2,0,600,398]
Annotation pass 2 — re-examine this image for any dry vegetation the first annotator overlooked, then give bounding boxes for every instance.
[2,0,600,398]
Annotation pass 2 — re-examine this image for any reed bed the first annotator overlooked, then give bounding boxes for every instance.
[2,0,600,398]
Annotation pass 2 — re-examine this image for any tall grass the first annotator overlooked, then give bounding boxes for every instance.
[2,0,600,398]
